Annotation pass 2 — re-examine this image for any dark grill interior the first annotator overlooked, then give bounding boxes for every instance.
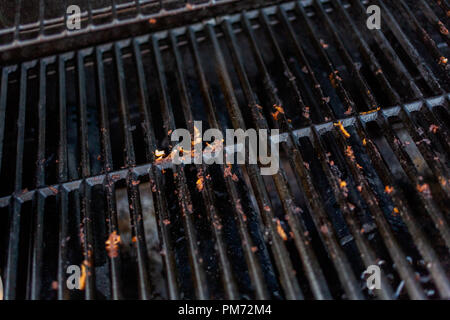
[0,0,449,300]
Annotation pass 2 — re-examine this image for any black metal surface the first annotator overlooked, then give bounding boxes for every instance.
[0,0,449,300]
[0,0,288,63]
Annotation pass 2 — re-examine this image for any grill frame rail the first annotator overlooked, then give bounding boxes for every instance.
[0,0,449,300]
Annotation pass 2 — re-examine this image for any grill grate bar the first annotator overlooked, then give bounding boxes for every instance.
[0,0,449,300]
[310,126,395,300]
[170,30,240,299]
[151,36,211,299]
[311,0,450,298]
[432,0,450,17]
[56,55,70,300]
[95,46,123,299]
[354,119,450,298]
[131,40,180,299]
[4,63,29,299]
[375,0,444,95]
[331,123,427,299]
[113,43,154,299]
[394,0,449,74]
[418,0,450,47]
[222,18,316,300]
[244,8,365,300]
[228,14,335,299]
[217,15,361,299]
[76,52,96,299]
[28,59,48,299]
[205,23,272,299]
[378,113,450,249]
[294,2,356,117]
[351,0,425,99]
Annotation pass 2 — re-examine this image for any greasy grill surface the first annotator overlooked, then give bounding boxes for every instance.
[0,0,220,46]
[0,0,449,300]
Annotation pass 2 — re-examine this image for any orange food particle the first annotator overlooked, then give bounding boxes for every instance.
[417,183,430,193]
[276,219,288,241]
[393,207,399,215]
[132,236,137,243]
[360,107,380,115]
[345,145,356,161]
[339,180,347,188]
[271,104,285,121]
[429,124,439,134]
[79,263,87,290]
[163,219,171,225]
[363,138,367,146]
[334,121,351,138]
[438,21,449,35]
[385,185,394,194]
[439,56,448,65]
[149,18,157,24]
[196,176,204,191]
[155,149,165,160]
[105,231,121,258]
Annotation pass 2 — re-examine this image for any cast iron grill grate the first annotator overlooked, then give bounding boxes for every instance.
[0,0,449,300]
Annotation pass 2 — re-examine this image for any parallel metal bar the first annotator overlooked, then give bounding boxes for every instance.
[397,107,450,199]
[77,51,95,299]
[187,26,279,299]
[258,10,311,126]
[151,36,210,299]
[376,113,450,250]
[4,62,28,299]
[310,127,394,300]
[418,0,450,46]
[354,119,450,299]
[331,0,401,105]
[239,12,363,300]
[331,124,427,300]
[0,67,14,179]
[169,31,239,300]
[275,6,334,120]
[204,23,272,299]
[349,0,424,100]
[28,59,48,299]
[132,38,180,299]
[393,0,449,72]
[432,0,450,17]
[56,54,70,300]
[228,16,334,299]
[311,0,378,111]
[375,0,443,95]
[315,0,450,298]
[294,1,356,116]
[113,43,152,299]
[221,19,308,300]
[95,47,123,299]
